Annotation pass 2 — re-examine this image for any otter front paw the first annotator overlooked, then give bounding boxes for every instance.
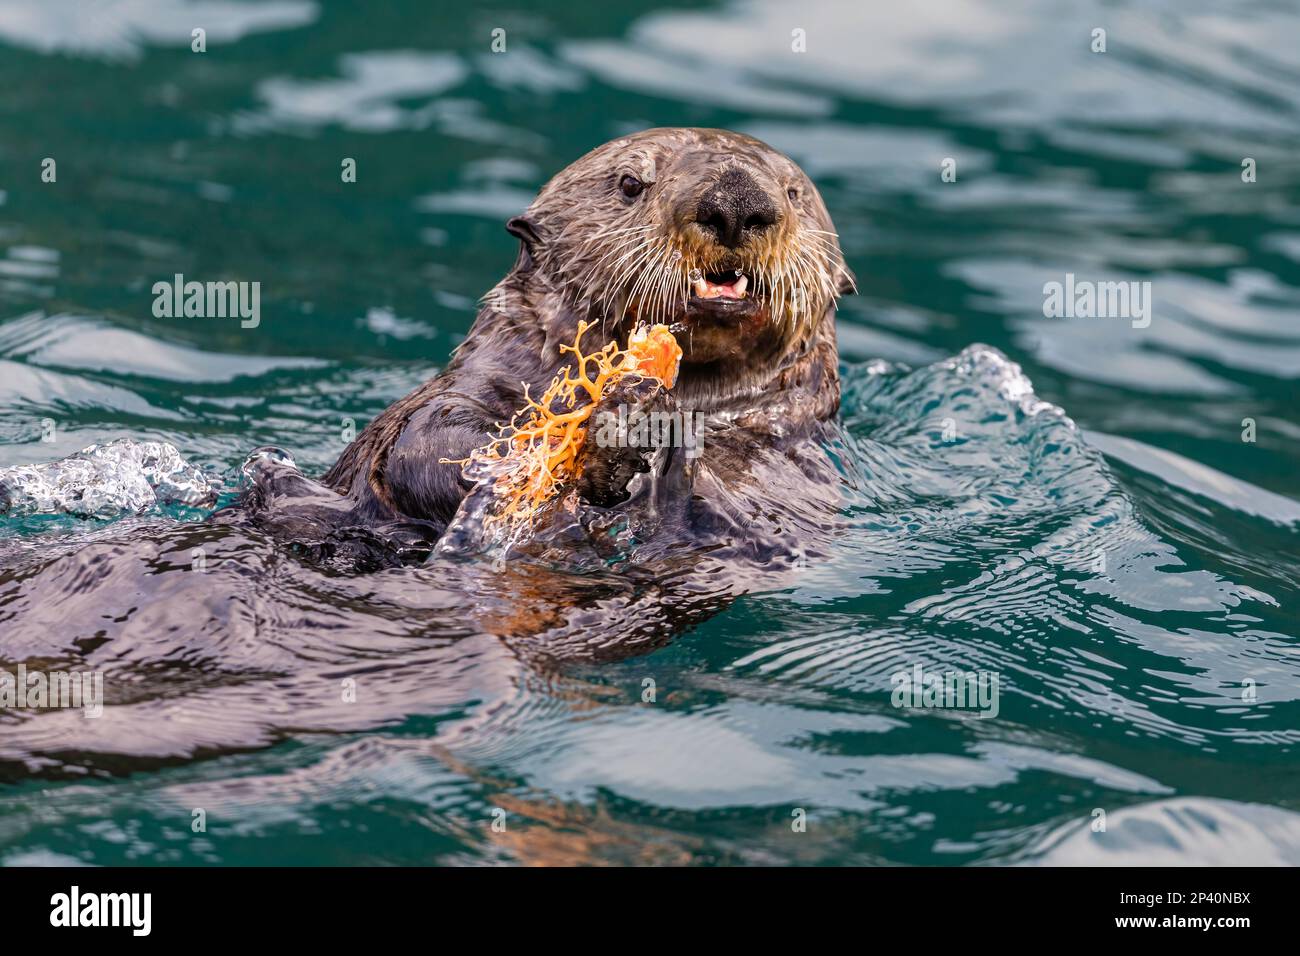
[578,376,676,507]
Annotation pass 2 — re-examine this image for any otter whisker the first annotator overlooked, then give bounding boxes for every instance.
[575,231,658,316]
[622,240,672,325]
[790,255,830,312]
[664,256,688,325]
[624,245,661,321]
[568,221,652,254]
[576,225,655,265]
[646,257,669,326]
[651,246,687,326]
[803,246,845,283]
[798,232,850,292]
[584,222,655,240]
[791,232,839,289]
[649,248,680,326]
[599,238,662,325]
[612,237,663,298]
[577,237,647,303]
[566,223,652,270]
[570,227,653,288]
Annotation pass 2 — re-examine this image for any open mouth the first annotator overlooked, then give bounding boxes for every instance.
[625,266,763,327]
[680,267,763,325]
[690,268,749,301]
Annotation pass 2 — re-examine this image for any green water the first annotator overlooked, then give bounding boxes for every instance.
[0,0,1297,865]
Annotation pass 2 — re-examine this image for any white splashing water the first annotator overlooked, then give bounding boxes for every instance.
[0,439,216,519]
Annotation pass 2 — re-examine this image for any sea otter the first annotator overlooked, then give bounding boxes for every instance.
[286,128,854,563]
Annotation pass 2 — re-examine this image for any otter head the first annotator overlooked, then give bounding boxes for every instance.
[505,128,854,375]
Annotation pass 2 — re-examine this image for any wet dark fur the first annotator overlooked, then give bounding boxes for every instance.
[318,128,854,557]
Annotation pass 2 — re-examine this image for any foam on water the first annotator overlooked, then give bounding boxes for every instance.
[0,438,217,519]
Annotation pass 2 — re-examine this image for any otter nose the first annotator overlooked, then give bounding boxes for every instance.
[694,169,778,249]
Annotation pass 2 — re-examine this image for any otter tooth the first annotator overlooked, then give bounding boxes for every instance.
[733,274,748,297]
[693,277,709,297]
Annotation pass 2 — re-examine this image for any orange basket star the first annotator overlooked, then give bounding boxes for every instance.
[443,321,682,542]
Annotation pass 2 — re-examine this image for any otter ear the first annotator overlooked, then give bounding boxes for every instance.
[506,215,542,272]
[836,263,858,296]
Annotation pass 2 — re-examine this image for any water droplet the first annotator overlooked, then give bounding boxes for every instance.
[734,269,743,276]
[688,267,703,283]
[670,249,683,262]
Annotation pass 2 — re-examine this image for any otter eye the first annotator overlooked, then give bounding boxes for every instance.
[787,186,799,201]
[619,174,645,198]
